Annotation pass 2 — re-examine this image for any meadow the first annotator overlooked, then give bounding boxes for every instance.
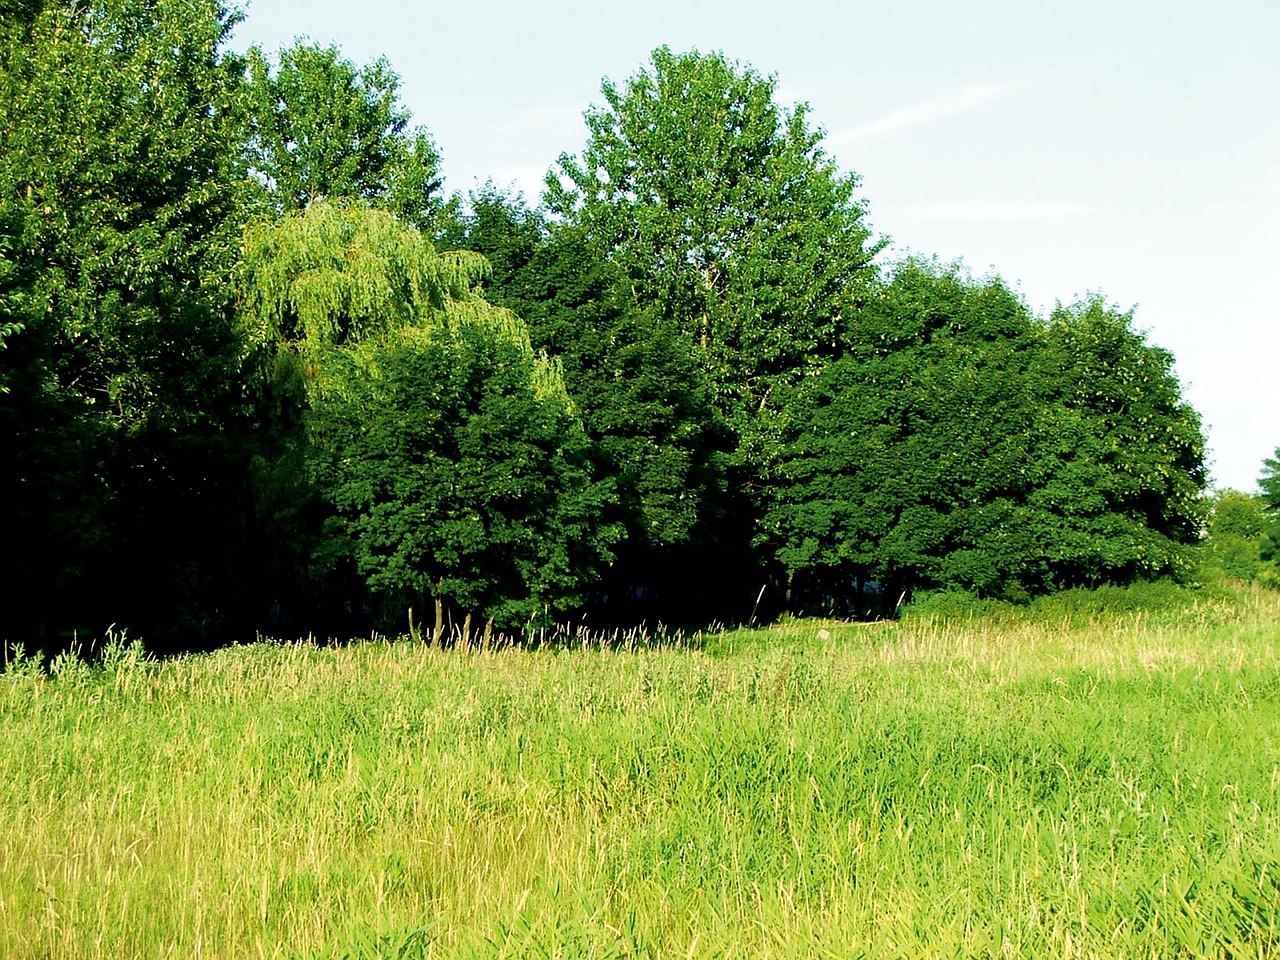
[2,586,1279,959]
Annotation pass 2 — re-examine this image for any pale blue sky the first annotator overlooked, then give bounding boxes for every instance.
[230,0,1279,492]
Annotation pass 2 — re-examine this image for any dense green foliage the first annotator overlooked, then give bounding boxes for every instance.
[762,264,1047,607]
[4,588,1280,957]
[1032,298,1207,582]
[0,1,1223,648]
[541,48,883,615]
[1202,489,1280,586]
[760,264,1207,610]
[0,0,251,642]
[442,193,726,553]
[547,46,880,447]
[438,192,740,622]
[1261,448,1280,514]
[244,41,444,229]
[236,201,616,637]
[311,324,616,633]
[0,203,35,390]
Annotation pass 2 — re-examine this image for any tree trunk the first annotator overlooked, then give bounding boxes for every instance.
[700,263,718,348]
[432,584,444,647]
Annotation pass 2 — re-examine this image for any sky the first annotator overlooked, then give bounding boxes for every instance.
[228,0,1279,492]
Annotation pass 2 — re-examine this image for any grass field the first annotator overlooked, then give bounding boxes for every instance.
[3,586,1279,958]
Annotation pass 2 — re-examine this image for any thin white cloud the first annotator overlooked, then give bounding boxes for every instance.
[839,83,1006,141]
[918,202,1083,221]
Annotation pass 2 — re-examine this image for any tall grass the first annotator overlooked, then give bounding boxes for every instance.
[2,586,1279,958]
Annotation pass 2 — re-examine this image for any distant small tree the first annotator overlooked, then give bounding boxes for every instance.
[1204,490,1274,584]
[1260,449,1280,515]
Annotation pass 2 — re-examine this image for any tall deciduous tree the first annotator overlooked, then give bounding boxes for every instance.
[0,0,251,644]
[245,42,444,230]
[0,0,247,432]
[1028,297,1207,586]
[761,262,1044,608]
[543,47,883,618]
[546,46,881,431]
[236,200,480,632]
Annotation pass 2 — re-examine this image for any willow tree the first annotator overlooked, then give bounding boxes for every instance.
[238,201,617,639]
[239,199,487,353]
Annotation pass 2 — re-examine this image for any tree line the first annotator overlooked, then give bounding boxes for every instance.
[0,0,1219,649]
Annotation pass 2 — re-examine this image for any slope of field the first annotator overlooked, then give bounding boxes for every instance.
[3,587,1279,958]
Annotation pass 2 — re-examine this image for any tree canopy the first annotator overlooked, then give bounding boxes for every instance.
[759,263,1207,610]
[547,46,881,429]
[244,41,444,230]
[0,17,1222,647]
[238,200,616,637]
[1260,450,1280,514]
[0,0,251,642]
[311,323,616,633]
